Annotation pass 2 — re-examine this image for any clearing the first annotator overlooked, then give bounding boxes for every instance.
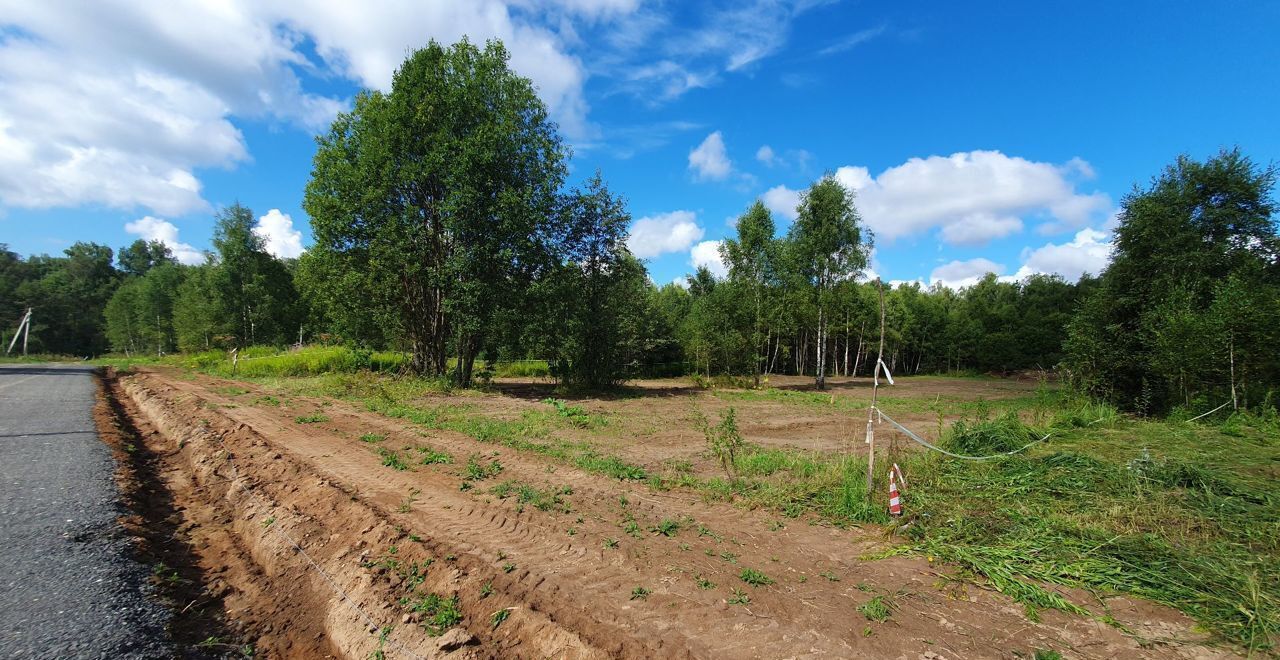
[95,365,1271,658]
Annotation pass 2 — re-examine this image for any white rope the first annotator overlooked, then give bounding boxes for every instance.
[874,407,1057,461]
[1184,400,1231,423]
[216,456,427,660]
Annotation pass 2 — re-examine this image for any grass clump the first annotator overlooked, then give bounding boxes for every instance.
[489,480,572,513]
[378,447,409,471]
[359,433,385,443]
[405,593,462,636]
[294,412,330,424]
[739,568,774,587]
[649,518,681,537]
[857,595,892,622]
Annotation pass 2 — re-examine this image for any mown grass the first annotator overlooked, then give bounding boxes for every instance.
[893,406,1279,652]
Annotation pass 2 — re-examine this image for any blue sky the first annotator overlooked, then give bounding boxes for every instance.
[2,1,1277,288]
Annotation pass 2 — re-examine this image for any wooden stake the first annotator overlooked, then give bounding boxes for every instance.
[866,281,886,494]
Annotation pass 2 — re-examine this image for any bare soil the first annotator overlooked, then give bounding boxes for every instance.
[97,368,1233,659]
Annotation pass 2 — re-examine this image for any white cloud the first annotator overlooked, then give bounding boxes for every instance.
[627,210,704,259]
[690,240,728,278]
[828,150,1112,246]
[1013,228,1112,281]
[253,209,305,259]
[689,131,732,181]
[0,1,604,216]
[756,145,775,165]
[937,214,1024,245]
[929,258,1005,290]
[124,216,205,265]
[762,184,802,221]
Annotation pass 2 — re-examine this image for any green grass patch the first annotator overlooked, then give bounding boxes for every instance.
[489,480,572,513]
[293,413,329,424]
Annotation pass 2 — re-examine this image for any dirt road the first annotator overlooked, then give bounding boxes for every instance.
[0,364,170,658]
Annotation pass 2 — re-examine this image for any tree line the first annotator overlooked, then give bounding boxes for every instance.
[3,39,1276,415]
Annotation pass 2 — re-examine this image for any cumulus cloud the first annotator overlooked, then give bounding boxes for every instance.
[761,184,802,221]
[0,1,603,216]
[253,209,305,259]
[690,240,728,278]
[1012,228,1112,281]
[627,210,704,259]
[825,150,1111,246]
[124,216,205,265]
[929,258,1005,289]
[756,145,775,165]
[688,131,732,181]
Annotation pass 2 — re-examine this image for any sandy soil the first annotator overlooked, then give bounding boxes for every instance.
[96,368,1233,659]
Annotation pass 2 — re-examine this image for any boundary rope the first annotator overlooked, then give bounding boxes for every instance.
[1184,400,1231,423]
[875,398,1230,462]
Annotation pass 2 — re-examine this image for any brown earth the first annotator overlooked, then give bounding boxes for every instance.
[96,367,1234,659]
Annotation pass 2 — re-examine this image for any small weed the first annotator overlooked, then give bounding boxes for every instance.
[820,571,840,582]
[378,447,409,471]
[728,588,751,605]
[294,413,329,424]
[604,537,620,549]
[678,543,691,551]
[406,593,462,636]
[1033,651,1063,660]
[768,520,785,531]
[261,516,275,528]
[695,575,715,590]
[630,586,651,600]
[255,395,281,406]
[858,595,893,622]
[359,433,385,443]
[480,582,493,598]
[490,608,510,629]
[418,448,452,465]
[720,551,738,563]
[650,519,681,537]
[465,454,503,481]
[502,563,516,573]
[623,520,643,538]
[740,568,774,586]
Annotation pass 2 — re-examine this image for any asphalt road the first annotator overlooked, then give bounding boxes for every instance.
[0,364,170,658]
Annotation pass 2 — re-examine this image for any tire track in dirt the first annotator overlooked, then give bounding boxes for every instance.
[130,368,1231,660]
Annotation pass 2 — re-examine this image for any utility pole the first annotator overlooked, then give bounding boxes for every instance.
[6,308,32,357]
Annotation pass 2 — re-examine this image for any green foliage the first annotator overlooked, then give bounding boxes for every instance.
[629,586,650,600]
[304,39,566,385]
[702,407,746,480]
[378,448,409,471]
[489,480,572,513]
[405,593,462,636]
[1066,148,1279,413]
[293,413,329,424]
[857,595,892,622]
[739,568,774,586]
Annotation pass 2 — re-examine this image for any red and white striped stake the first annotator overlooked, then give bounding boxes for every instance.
[888,469,902,517]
